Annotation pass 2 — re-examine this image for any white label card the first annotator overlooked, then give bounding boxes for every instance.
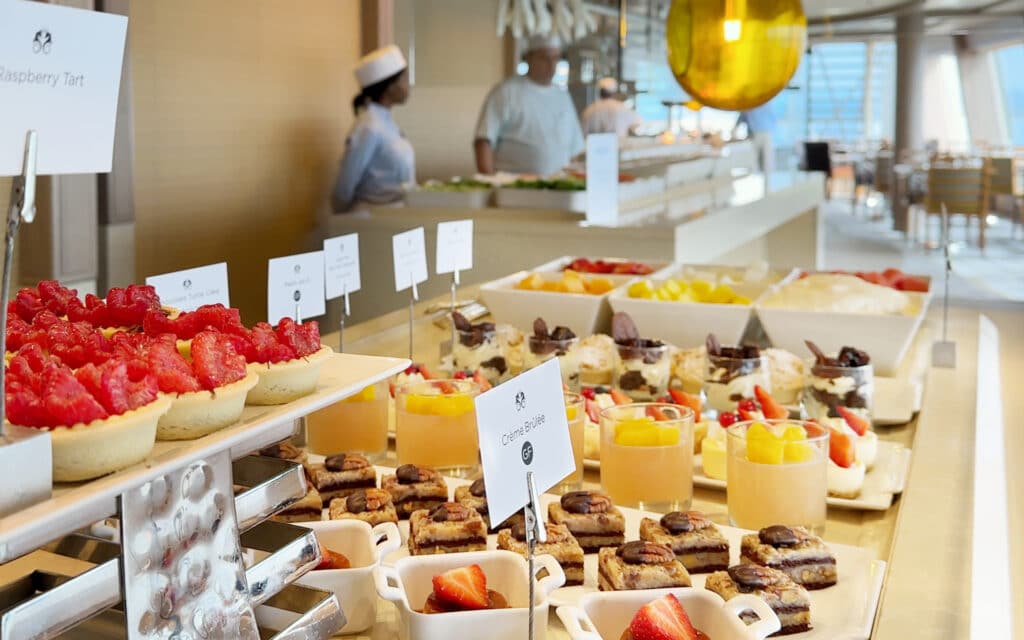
[323,233,361,300]
[392,227,428,292]
[267,251,326,324]
[146,263,229,312]
[435,219,473,275]
[476,358,574,525]
[585,132,619,226]
[0,1,128,175]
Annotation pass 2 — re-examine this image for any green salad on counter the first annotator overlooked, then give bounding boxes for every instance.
[508,176,586,191]
[421,178,492,192]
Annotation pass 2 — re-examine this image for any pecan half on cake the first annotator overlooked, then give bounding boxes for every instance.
[305,452,377,502]
[705,564,812,635]
[639,510,730,573]
[740,525,837,590]
[382,464,449,519]
[497,522,585,586]
[597,540,692,591]
[328,488,398,525]
[547,491,625,553]
[454,478,525,531]
[408,502,487,555]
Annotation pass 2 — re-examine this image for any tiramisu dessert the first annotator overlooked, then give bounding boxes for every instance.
[496,521,585,586]
[639,511,730,573]
[408,502,487,555]
[328,488,398,525]
[673,345,806,406]
[804,341,874,422]
[305,452,377,502]
[451,312,510,385]
[741,525,837,589]
[597,541,692,591]
[611,312,669,401]
[523,317,580,390]
[703,334,770,414]
[578,333,616,385]
[382,464,449,518]
[454,478,523,530]
[705,564,812,635]
[547,490,625,553]
[273,486,323,523]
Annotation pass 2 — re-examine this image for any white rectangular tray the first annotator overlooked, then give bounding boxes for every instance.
[0,352,409,563]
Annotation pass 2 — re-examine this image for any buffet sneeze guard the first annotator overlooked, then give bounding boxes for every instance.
[0,450,348,639]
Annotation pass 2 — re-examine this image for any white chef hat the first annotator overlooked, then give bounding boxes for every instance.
[354,45,407,89]
[597,77,618,92]
[524,33,563,54]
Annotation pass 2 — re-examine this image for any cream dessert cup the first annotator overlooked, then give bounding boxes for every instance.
[704,354,770,414]
[614,342,670,401]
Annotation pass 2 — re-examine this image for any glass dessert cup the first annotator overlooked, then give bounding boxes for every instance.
[804,362,874,422]
[524,335,581,392]
[726,419,828,534]
[555,392,586,493]
[614,343,670,401]
[395,379,481,478]
[600,403,694,512]
[704,354,770,414]
[453,326,511,386]
[306,380,389,460]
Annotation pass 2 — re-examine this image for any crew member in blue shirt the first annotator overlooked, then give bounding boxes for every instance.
[331,45,415,213]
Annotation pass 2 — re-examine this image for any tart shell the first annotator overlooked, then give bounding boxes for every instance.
[245,345,333,405]
[157,371,260,440]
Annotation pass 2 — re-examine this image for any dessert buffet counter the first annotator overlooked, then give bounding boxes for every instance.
[320,172,824,324]
[322,288,1008,639]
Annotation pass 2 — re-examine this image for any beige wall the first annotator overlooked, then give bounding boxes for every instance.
[392,0,510,180]
[129,0,362,323]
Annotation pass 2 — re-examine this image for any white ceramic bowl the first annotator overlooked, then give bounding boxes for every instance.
[375,550,565,640]
[528,255,672,277]
[479,271,633,336]
[255,520,401,635]
[557,587,780,640]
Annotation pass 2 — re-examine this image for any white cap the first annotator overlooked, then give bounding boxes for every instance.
[354,45,407,89]
[597,77,618,92]
[525,33,563,54]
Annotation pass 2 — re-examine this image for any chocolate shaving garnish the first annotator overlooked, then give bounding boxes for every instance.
[454,312,495,348]
[429,502,472,522]
[617,541,675,565]
[807,341,871,375]
[396,464,422,484]
[469,478,486,498]
[560,491,611,514]
[729,564,772,589]
[452,311,472,332]
[706,333,722,357]
[550,326,575,341]
[533,317,549,339]
[480,356,507,374]
[612,312,639,343]
[759,525,800,547]
[805,340,828,366]
[324,453,370,472]
[529,318,577,355]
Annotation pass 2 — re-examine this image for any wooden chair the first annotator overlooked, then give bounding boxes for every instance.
[921,158,991,250]
[986,156,1023,237]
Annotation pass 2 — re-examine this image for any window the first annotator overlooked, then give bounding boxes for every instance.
[994,44,1024,145]
[804,40,895,143]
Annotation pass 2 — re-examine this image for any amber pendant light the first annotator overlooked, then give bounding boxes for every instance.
[667,0,806,111]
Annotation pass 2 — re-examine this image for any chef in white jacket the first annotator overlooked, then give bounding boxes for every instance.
[581,77,643,137]
[473,34,585,175]
[331,45,415,213]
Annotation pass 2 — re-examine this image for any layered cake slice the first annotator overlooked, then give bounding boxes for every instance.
[306,453,377,502]
[496,522,585,586]
[597,541,692,591]
[740,525,837,590]
[639,511,730,573]
[328,488,398,525]
[408,502,487,555]
[272,486,323,523]
[454,478,524,531]
[547,491,625,553]
[382,464,449,519]
[705,564,812,635]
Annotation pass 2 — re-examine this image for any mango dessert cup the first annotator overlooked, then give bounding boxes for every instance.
[395,379,481,478]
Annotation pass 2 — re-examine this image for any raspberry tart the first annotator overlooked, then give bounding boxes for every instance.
[237,318,332,405]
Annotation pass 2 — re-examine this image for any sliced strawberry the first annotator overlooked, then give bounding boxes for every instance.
[837,405,870,436]
[453,370,469,380]
[896,275,929,292]
[417,365,437,380]
[827,425,856,468]
[315,547,351,570]
[75,362,130,415]
[646,405,671,421]
[754,385,789,420]
[628,593,699,640]
[437,380,458,395]
[718,411,739,427]
[43,364,109,426]
[248,323,297,364]
[737,398,761,422]
[147,335,202,394]
[191,331,247,389]
[276,318,321,358]
[472,369,493,392]
[668,388,702,422]
[585,397,601,424]
[580,386,596,400]
[5,387,50,428]
[431,564,488,610]
[11,287,45,322]
[609,388,633,405]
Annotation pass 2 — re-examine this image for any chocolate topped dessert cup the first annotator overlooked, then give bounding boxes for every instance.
[497,522,585,585]
[329,488,399,525]
[639,510,730,573]
[382,464,449,519]
[547,490,625,553]
[451,311,511,385]
[305,452,377,502]
[454,478,524,530]
[740,525,837,590]
[803,341,874,422]
[597,540,692,591]
[407,502,488,555]
[703,334,770,413]
[705,564,812,635]
[611,312,669,401]
[524,317,581,391]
